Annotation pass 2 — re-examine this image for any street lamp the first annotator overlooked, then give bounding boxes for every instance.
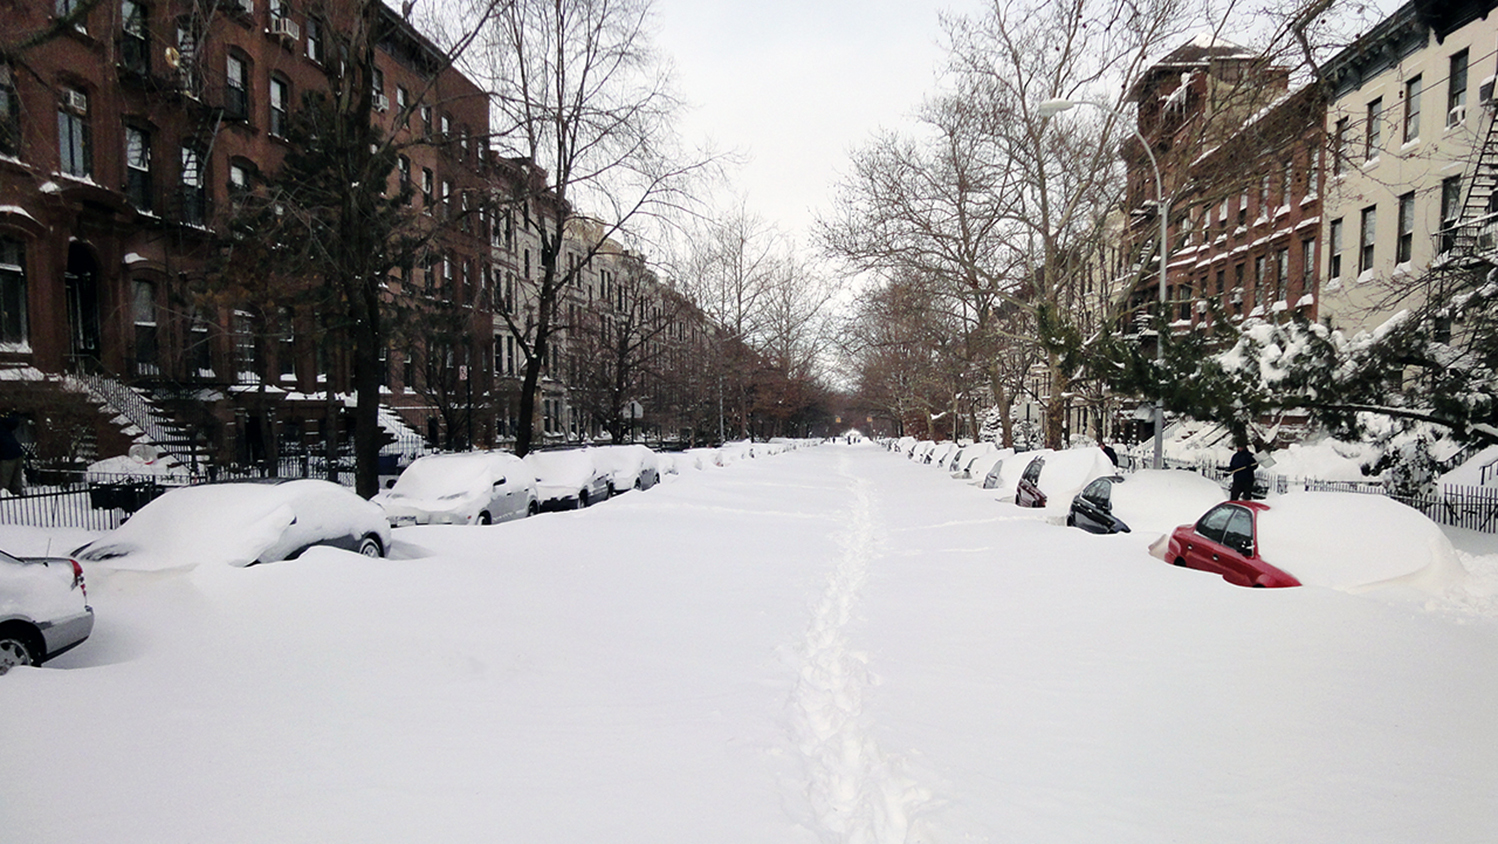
[1038,97,1169,470]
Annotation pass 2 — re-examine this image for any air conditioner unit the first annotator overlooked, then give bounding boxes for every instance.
[270,17,299,41]
[374,92,390,112]
[64,89,88,114]
[1448,104,1467,127]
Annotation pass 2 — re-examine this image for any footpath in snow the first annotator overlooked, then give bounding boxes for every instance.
[2,442,1496,843]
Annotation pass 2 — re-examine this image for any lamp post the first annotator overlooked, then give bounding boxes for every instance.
[1038,97,1169,470]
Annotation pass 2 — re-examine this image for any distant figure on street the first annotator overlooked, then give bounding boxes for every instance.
[1228,443,1257,500]
[1100,442,1118,467]
[0,415,24,496]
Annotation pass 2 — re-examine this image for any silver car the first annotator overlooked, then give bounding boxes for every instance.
[1,548,94,674]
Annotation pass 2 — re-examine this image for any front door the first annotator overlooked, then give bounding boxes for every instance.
[64,243,101,361]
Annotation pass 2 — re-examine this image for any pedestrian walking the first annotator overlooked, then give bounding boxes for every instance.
[1100,442,1118,467]
[1228,442,1257,501]
[0,415,25,496]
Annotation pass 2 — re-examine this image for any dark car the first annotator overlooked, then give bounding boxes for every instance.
[1066,476,1128,533]
[1015,455,1047,507]
[1,548,94,674]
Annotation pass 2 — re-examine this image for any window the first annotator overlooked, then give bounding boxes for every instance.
[371,67,384,100]
[1280,159,1292,206]
[0,65,17,158]
[1440,176,1463,253]
[397,154,410,201]
[180,145,205,225]
[133,279,158,374]
[1274,248,1287,302]
[232,310,257,382]
[1334,117,1350,174]
[225,54,248,120]
[1257,175,1269,218]
[1237,189,1247,226]
[56,0,86,30]
[1362,97,1381,161]
[1329,218,1344,279]
[1300,238,1316,289]
[269,76,289,137]
[440,113,450,140]
[421,167,433,212]
[125,125,151,210]
[57,87,91,177]
[0,237,26,346]
[176,24,198,94]
[395,86,408,126]
[1396,192,1414,264]
[188,310,211,373]
[1403,75,1421,143]
[305,17,323,63]
[421,104,432,136]
[1307,145,1321,197]
[441,179,451,219]
[120,0,149,74]
[228,160,251,193]
[1449,50,1469,126]
[1359,205,1377,272]
[1253,255,1266,306]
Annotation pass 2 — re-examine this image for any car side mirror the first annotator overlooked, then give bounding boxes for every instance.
[494,478,506,486]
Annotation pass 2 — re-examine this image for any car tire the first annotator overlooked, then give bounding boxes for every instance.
[356,535,384,557]
[528,501,539,517]
[0,626,41,675]
[1065,513,1075,527]
[478,511,492,525]
[577,490,589,509]
[1173,557,1187,567]
[633,478,642,491]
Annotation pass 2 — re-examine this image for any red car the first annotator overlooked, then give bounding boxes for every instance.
[1160,501,1301,588]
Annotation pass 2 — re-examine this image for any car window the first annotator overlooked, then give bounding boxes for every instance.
[1195,504,1234,543]
[1082,479,1111,505]
[1222,507,1254,556]
[1022,457,1044,483]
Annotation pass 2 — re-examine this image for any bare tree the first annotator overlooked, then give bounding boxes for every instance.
[475,0,712,455]
[823,0,1193,448]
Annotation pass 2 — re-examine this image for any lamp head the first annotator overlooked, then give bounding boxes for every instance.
[1037,98,1076,118]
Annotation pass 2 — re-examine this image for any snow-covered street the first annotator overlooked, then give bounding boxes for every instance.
[4,443,1498,842]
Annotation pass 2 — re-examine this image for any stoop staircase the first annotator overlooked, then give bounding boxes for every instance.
[64,369,211,472]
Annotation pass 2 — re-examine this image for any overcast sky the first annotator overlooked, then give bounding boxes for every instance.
[650,0,987,252]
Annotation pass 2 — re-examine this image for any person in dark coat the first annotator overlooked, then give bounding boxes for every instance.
[1100,442,1118,467]
[0,415,24,495]
[1228,443,1257,500]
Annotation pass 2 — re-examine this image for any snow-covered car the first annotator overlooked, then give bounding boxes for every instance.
[983,449,1052,496]
[954,443,1001,478]
[73,479,392,569]
[1,548,93,674]
[1154,491,1467,591]
[1014,448,1117,510]
[374,451,538,526]
[591,445,661,494]
[1066,469,1227,535]
[929,442,960,468]
[523,449,612,510]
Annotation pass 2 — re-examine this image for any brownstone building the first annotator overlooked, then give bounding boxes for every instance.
[1,0,495,469]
